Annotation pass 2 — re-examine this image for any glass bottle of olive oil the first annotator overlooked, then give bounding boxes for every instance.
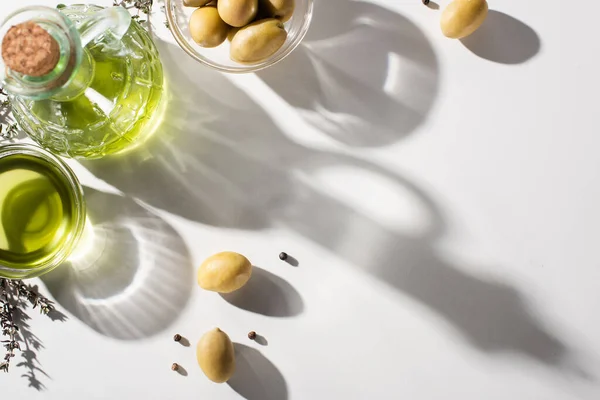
[0,5,165,159]
[0,144,85,279]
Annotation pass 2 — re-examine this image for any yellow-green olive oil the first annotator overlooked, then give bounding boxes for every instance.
[0,153,77,273]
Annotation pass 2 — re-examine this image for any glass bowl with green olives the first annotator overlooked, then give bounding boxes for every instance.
[165,0,313,73]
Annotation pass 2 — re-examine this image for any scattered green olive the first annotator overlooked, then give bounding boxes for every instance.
[197,328,235,383]
[197,251,252,293]
[230,18,287,64]
[440,0,488,39]
[183,0,213,7]
[258,0,295,22]
[218,0,258,27]
[189,6,230,48]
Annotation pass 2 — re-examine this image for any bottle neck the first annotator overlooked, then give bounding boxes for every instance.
[0,7,85,100]
[50,48,94,101]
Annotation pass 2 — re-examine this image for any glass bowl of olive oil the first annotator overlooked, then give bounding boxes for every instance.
[0,143,85,279]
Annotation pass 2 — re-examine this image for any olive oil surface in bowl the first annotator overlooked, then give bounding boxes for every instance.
[0,152,77,271]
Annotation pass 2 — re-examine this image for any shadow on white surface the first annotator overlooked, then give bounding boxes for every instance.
[426,1,440,11]
[4,285,67,391]
[256,0,439,147]
[228,343,287,400]
[41,188,194,340]
[83,40,279,228]
[83,41,591,377]
[221,267,303,317]
[279,153,586,373]
[11,302,50,391]
[461,10,541,64]
[174,364,188,377]
[254,333,268,346]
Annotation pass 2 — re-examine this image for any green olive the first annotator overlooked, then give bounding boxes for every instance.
[258,0,294,22]
[189,6,230,48]
[230,18,287,64]
[197,251,252,293]
[197,328,235,383]
[218,0,258,27]
[440,0,488,39]
[183,0,212,7]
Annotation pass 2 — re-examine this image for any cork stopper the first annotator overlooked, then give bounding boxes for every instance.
[1,21,60,77]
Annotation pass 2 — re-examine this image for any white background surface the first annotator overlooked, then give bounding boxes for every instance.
[2,0,600,399]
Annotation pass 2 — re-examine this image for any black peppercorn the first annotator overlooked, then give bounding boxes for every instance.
[423,0,430,4]
[279,252,288,261]
[173,334,182,342]
[171,363,179,371]
[248,331,257,340]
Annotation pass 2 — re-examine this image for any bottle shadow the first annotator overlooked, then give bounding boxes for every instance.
[41,187,194,340]
[82,40,590,377]
[220,267,303,317]
[460,10,541,64]
[228,343,288,400]
[256,0,440,147]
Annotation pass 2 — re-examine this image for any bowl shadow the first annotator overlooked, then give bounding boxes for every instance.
[221,267,303,317]
[228,343,288,400]
[256,0,440,147]
[460,10,541,64]
[41,187,194,340]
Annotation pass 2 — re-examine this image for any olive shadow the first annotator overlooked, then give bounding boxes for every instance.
[228,343,288,400]
[41,187,194,340]
[256,0,440,147]
[460,10,541,64]
[82,41,589,376]
[220,267,303,317]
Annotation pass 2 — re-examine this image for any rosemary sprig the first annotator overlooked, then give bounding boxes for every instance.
[0,279,56,374]
[0,87,17,141]
[113,0,154,24]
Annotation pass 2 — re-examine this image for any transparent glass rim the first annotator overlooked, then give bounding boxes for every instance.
[165,0,314,74]
[0,143,86,279]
